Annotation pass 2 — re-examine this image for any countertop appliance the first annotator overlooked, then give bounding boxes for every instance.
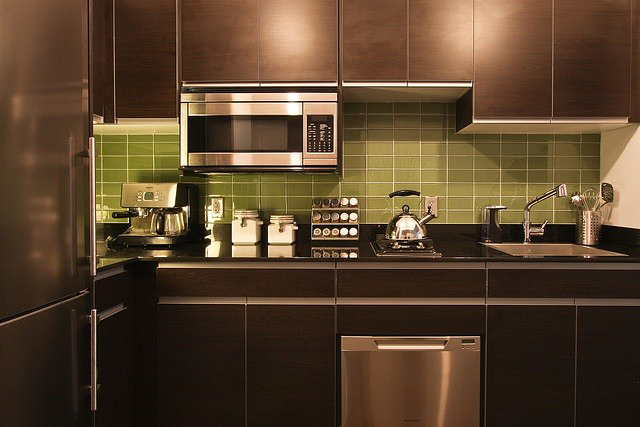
[111,183,206,246]
[1,0,92,423]
[180,90,338,172]
[386,190,437,241]
[341,336,481,426]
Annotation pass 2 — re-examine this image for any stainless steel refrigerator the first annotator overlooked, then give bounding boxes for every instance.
[0,0,95,424]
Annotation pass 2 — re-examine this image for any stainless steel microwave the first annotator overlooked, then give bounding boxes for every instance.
[180,91,338,172]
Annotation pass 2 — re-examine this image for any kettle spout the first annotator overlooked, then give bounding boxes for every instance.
[418,207,437,225]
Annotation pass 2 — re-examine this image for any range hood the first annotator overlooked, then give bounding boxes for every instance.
[342,82,472,103]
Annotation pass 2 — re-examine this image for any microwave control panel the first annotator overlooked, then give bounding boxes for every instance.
[307,115,334,153]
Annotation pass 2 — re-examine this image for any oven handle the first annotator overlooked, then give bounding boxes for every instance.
[188,102,302,116]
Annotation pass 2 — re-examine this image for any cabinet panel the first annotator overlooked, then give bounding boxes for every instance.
[337,268,485,298]
[157,267,335,297]
[157,304,245,426]
[91,0,113,122]
[181,0,259,82]
[553,0,631,118]
[632,0,640,122]
[576,306,640,425]
[260,0,337,82]
[486,305,575,426]
[474,0,552,118]
[408,0,473,81]
[115,0,176,118]
[342,0,407,82]
[247,305,335,426]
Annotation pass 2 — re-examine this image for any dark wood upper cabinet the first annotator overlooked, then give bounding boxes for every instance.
[473,0,553,118]
[486,305,575,426]
[247,305,335,426]
[408,0,473,82]
[632,0,640,122]
[181,0,259,83]
[576,306,640,425]
[342,0,407,82]
[91,0,114,123]
[115,0,176,118]
[553,0,631,118]
[259,0,338,82]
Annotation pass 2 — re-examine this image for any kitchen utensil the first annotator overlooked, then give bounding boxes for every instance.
[577,210,602,245]
[570,192,586,210]
[582,188,600,211]
[385,190,437,240]
[599,182,614,209]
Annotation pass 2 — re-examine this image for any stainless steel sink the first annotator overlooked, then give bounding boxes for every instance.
[483,243,627,257]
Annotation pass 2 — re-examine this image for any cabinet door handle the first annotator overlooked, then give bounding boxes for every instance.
[89,308,98,411]
[88,137,97,277]
[98,303,126,321]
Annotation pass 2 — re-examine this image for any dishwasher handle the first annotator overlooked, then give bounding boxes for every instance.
[341,336,481,352]
[375,338,448,350]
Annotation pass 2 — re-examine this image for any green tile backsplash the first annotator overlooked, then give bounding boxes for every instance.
[95,102,600,225]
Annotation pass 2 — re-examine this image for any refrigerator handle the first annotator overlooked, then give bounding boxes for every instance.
[90,308,98,411]
[88,137,97,277]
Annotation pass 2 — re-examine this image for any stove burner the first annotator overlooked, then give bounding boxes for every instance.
[372,234,442,257]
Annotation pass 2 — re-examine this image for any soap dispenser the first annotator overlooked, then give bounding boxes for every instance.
[481,205,507,243]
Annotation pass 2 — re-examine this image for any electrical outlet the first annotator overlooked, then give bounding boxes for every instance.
[424,196,438,217]
[210,197,224,218]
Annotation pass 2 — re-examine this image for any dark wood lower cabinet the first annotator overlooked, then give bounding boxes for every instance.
[486,305,576,426]
[247,305,335,426]
[157,304,245,427]
[576,306,640,425]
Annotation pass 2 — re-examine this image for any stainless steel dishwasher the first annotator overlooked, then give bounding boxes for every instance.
[341,336,481,427]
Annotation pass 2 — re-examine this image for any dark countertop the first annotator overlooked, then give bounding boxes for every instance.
[96,224,640,272]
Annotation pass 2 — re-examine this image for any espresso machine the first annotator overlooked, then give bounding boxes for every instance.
[111,183,205,246]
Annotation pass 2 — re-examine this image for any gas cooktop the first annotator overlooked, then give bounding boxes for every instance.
[372,234,442,257]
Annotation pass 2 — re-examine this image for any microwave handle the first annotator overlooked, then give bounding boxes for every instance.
[187,102,302,116]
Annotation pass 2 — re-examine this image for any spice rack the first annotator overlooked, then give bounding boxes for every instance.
[311,197,360,240]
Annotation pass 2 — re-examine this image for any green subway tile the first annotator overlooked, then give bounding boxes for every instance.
[154,143,179,155]
[448,183,473,196]
[367,170,393,182]
[102,183,122,196]
[287,197,312,210]
[367,129,394,141]
[93,134,102,142]
[233,174,260,182]
[554,170,580,183]
[527,134,553,142]
[155,156,179,169]
[260,182,285,196]
[102,157,127,169]
[448,197,473,210]
[286,173,312,183]
[367,114,394,128]
[474,143,500,156]
[533,198,553,210]
[394,129,420,141]
[367,183,394,197]
[102,143,127,155]
[448,131,473,143]
[421,103,447,114]
[528,142,553,156]
[421,143,447,155]
[394,114,421,128]
[421,156,446,169]
[367,156,393,169]
[343,156,366,169]
[128,170,153,182]
[343,102,366,114]
[260,197,287,210]
[475,155,499,169]
[449,156,473,169]
[367,197,392,210]
[394,141,420,155]
[580,157,599,170]
[581,143,600,156]
[367,141,393,155]
[555,157,580,169]
[342,170,366,182]
[501,134,527,143]
[153,170,180,182]
[474,134,500,143]
[554,211,576,223]
[555,143,580,156]
[367,210,394,224]
[128,143,153,155]
[260,173,286,182]
[394,102,420,113]
[394,156,420,169]
[555,134,580,143]
[95,143,102,156]
[233,183,260,196]
[344,129,366,142]
[367,102,393,113]
[449,170,473,182]
[154,134,179,143]
[501,184,526,196]
[102,134,127,142]
[528,170,553,183]
[128,156,153,169]
[232,197,259,210]
[128,134,153,142]
[501,157,527,169]
[474,197,501,210]
[448,211,474,223]
[421,183,447,196]
[206,174,233,183]
[501,170,527,183]
[528,157,552,169]
[392,197,421,211]
[102,170,127,182]
[475,170,500,182]
[341,182,367,195]
[581,134,601,142]
[581,170,600,183]
[448,143,473,155]
[343,142,366,155]
[420,115,447,129]
[502,196,527,210]
[529,211,553,223]
[501,143,527,156]
[500,211,525,224]
[286,182,312,196]
[474,183,500,196]
[206,182,232,196]
[343,114,367,128]
[421,129,447,143]
[421,170,447,182]
[394,169,420,183]
[313,182,339,197]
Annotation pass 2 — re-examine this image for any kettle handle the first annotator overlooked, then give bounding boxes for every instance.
[389,189,421,198]
[155,211,165,235]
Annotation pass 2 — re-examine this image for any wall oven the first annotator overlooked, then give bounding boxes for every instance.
[180,91,338,172]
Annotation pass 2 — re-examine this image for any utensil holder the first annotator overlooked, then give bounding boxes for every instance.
[576,211,601,245]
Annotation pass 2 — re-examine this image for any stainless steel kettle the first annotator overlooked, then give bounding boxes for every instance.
[385,190,437,240]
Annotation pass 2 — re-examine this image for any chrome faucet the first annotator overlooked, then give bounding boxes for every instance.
[523,184,568,243]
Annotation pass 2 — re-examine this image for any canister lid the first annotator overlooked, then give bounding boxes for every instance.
[234,209,259,219]
[270,214,295,224]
